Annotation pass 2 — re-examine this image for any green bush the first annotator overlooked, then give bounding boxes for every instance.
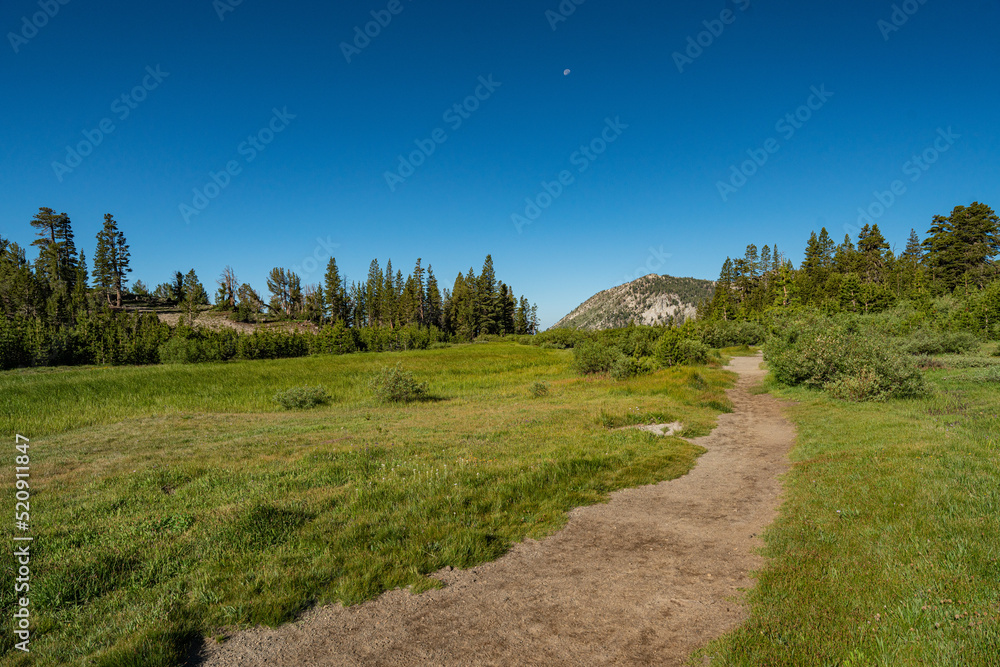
[369,363,429,403]
[903,329,981,355]
[273,385,331,410]
[572,340,621,374]
[529,381,549,398]
[697,320,766,348]
[765,316,926,401]
[655,329,710,367]
[158,337,221,364]
[610,356,654,380]
[529,328,592,349]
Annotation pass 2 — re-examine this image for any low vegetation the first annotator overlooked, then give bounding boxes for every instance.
[765,315,927,402]
[272,385,331,410]
[701,348,1000,666]
[0,343,737,666]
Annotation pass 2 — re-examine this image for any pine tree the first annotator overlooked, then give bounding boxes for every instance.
[92,214,131,308]
[925,202,1000,290]
[833,234,857,275]
[29,207,61,287]
[216,266,238,310]
[478,255,498,335]
[288,272,303,317]
[323,258,345,323]
[266,267,290,316]
[412,258,426,326]
[54,212,78,287]
[515,296,530,334]
[903,229,923,260]
[72,250,89,312]
[172,271,186,303]
[857,224,891,283]
[425,266,443,329]
[817,228,835,267]
[181,269,208,324]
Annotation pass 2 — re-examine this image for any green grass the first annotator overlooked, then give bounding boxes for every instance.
[0,343,736,666]
[699,358,1000,666]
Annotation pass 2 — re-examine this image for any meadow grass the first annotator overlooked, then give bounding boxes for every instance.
[0,342,736,666]
[699,353,1000,666]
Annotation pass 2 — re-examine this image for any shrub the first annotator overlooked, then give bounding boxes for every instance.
[369,364,429,403]
[903,329,981,356]
[157,337,221,364]
[273,385,331,410]
[610,356,654,380]
[697,320,766,348]
[530,328,592,349]
[914,355,945,370]
[572,340,621,375]
[655,329,710,367]
[765,316,926,401]
[529,381,549,398]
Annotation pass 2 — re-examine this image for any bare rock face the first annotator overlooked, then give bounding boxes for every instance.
[553,274,715,330]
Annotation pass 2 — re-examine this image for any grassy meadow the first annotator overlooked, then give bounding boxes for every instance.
[0,342,737,666]
[701,346,1000,666]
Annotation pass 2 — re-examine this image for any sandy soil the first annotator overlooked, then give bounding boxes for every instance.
[194,354,794,666]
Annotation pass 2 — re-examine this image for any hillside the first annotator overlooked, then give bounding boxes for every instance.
[552,274,715,330]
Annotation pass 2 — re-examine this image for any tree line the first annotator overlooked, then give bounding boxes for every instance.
[700,201,1000,335]
[0,207,538,369]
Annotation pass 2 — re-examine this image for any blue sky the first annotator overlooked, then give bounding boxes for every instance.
[2,0,998,327]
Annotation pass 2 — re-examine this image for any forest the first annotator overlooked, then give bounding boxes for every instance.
[0,207,538,370]
[699,201,999,334]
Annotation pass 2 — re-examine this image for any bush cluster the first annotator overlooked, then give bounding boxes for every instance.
[765,316,926,401]
[695,320,766,348]
[0,311,170,370]
[655,328,711,367]
[273,385,331,410]
[369,364,429,403]
[902,329,981,356]
[571,340,621,375]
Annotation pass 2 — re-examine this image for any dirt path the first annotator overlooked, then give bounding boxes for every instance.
[195,355,794,666]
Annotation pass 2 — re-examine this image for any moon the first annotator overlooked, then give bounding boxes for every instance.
[563,69,571,76]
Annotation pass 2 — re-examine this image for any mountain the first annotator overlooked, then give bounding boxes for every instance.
[552,274,715,330]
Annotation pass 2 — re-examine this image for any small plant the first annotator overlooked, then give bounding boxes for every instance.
[529,381,549,398]
[273,385,331,410]
[369,363,429,403]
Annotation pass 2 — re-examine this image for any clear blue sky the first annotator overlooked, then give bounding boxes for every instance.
[2,0,998,327]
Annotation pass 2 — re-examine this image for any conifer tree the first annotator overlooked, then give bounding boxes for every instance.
[171,271,186,303]
[365,260,382,327]
[288,272,303,316]
[323,258,346,323]
[216,266,238,310]
[266,267,290,316]
[425,266,443,329]
[92,214,131,308]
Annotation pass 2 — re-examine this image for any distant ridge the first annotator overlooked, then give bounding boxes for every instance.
[552,274,715,330]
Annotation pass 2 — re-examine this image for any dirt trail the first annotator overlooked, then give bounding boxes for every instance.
[196,355,794,666]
